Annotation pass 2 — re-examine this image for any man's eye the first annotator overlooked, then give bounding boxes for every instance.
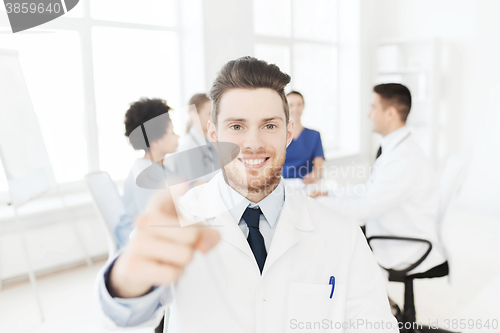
[266,124,276,129]
[231,124,242,130]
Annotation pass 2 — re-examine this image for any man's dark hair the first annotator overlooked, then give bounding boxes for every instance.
[209,56,291,126]
[373,83,412,122]
[286,90,304,104]
[124,98,171,150]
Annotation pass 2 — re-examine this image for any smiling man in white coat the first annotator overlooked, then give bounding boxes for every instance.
[96,57,398,332]
[314,83,446,278]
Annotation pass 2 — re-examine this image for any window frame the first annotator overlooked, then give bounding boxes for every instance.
[0,0,183,202]
[253,0,341,153]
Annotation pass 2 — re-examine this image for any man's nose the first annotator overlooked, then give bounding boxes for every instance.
[242,128,265,151]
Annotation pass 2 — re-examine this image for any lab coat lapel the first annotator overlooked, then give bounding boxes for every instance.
[180,172,255,260]
[212,211,255,260]
[181,175,317,273]
[262,185,315,275]
[177,173,227,224]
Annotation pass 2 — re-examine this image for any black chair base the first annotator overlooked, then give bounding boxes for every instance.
[365,236,456,333]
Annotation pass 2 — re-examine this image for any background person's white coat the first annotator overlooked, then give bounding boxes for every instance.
[317,127,446,275]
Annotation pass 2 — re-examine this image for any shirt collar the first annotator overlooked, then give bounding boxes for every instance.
[380,125,410,154]
[218,174,285,228]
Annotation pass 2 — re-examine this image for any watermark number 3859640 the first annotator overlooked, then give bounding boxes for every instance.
[3,0,79,33]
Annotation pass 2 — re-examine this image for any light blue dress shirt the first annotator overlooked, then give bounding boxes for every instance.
[98,173,286,327]
[218,173,285,252]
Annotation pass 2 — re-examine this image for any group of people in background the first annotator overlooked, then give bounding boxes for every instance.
[113,76,445,320]
[114,88,326,249]
[95,56,449,332]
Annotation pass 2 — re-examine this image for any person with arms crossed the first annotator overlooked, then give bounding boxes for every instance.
[96,58,398,333]
[312,83,446,278]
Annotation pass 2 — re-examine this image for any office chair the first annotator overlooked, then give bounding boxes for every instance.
[85,171,167,333]
[367,154,468,333]
[84,171,124,259]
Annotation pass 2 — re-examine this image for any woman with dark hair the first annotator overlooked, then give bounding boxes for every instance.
[282,91,324,184]
[115,97,179,250]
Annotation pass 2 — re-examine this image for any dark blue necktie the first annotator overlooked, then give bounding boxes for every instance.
[243,206,267,273]
[375,146,382,160]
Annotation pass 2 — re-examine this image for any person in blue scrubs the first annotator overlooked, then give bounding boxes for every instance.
[282,91,324,184]
[115,98,179,250]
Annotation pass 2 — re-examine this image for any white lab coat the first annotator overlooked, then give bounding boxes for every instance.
[317,127,446,274]
[99,172,398,332]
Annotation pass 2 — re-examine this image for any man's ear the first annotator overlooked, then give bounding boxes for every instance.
[387,105,399,121]
[207,120,218,143]
[286,120,295,148]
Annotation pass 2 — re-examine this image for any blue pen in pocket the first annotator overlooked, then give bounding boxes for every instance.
[329,276,335,299]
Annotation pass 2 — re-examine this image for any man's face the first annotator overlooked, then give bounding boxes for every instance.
[153,121,179,156]
[208,88,294,197]
[287,93,304,124]
[368,93,389,135]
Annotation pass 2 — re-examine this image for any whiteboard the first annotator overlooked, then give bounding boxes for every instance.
[0,48,56,207]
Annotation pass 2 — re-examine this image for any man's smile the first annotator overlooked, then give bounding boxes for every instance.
[237,156,270,169]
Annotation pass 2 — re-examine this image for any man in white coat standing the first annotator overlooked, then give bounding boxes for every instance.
[314,83,446,277]
[96,57,399,332]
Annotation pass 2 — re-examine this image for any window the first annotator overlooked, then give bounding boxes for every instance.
[254,0,339,153]
[90,0,175,27]
[0,0,181,195]
[92,27,180,179]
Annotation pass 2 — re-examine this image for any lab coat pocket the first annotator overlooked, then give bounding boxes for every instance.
[287,282,338,331]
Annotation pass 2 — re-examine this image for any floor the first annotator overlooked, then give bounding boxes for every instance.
[1,203,499,333]
[0,259,152,333]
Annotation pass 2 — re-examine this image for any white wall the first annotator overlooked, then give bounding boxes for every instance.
[202,0,255,89]
[179,0,207,102]
[360,0,500,165]
[337,0,362,157]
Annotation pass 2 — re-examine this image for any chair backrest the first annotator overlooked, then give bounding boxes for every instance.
[84,171,124,258]
[439,154,469,223]
[438,155,469,284]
